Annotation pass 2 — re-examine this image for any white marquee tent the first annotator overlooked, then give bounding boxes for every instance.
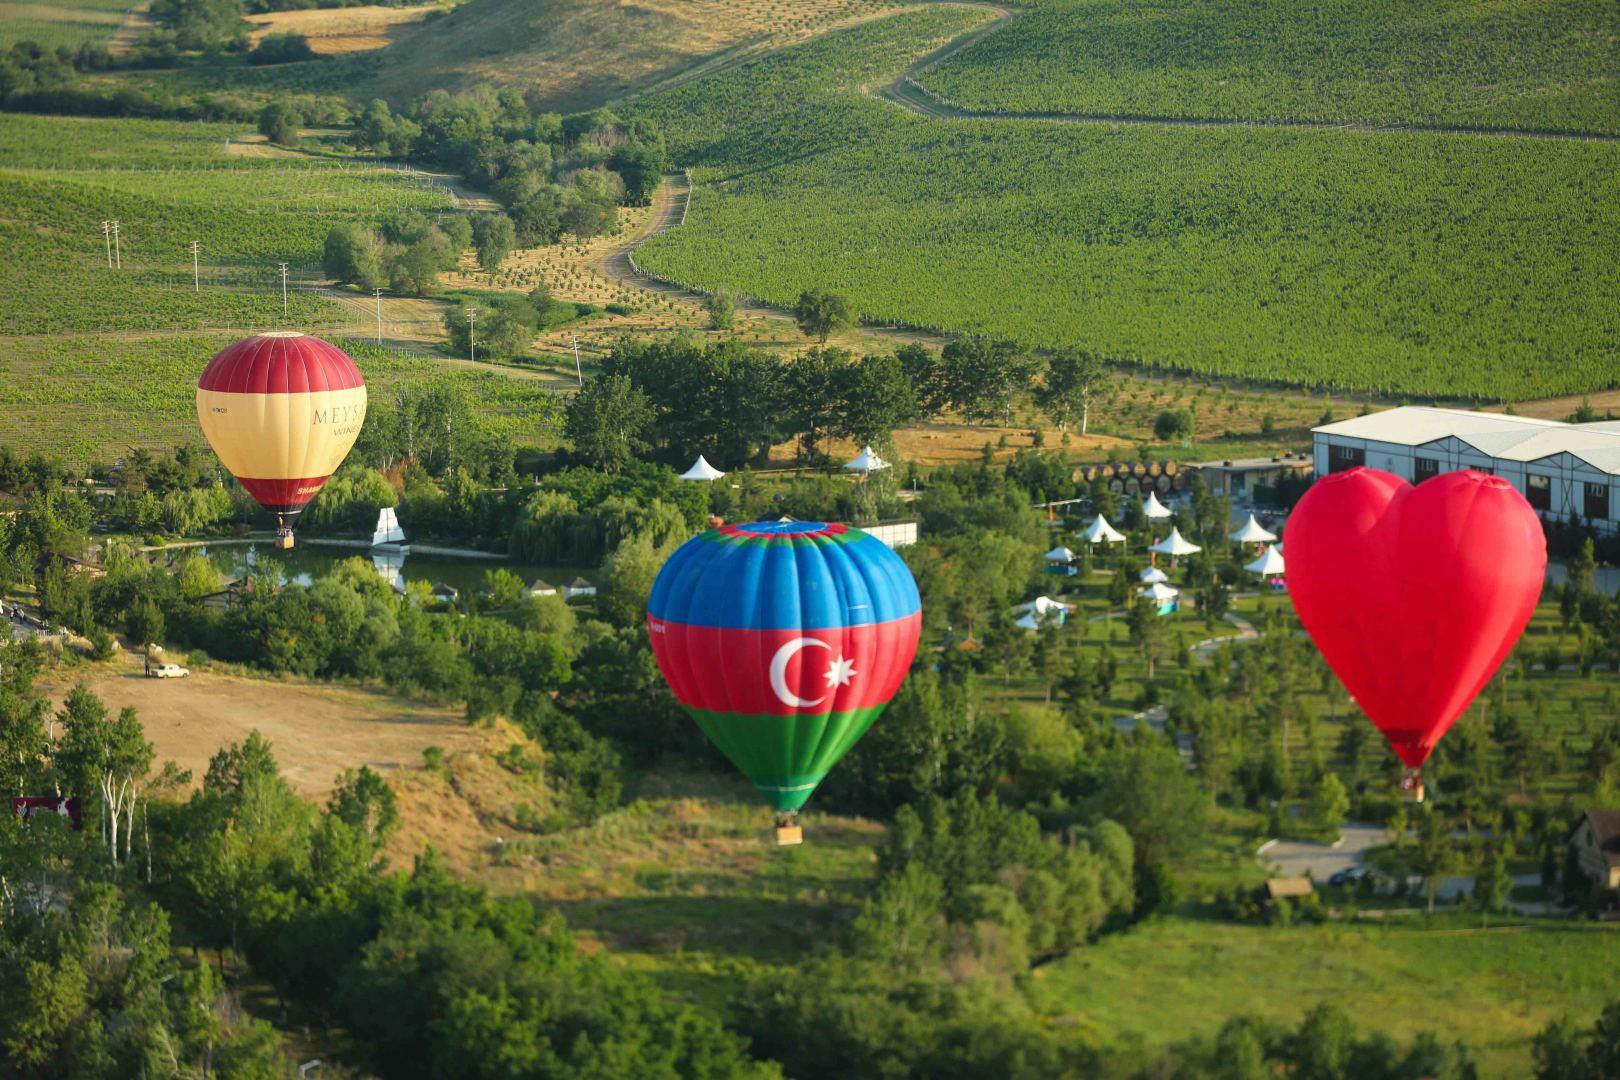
[1139,582,1180,603]
[1044,546,1076,564]
[844,446,890,473]
[1244,545,1286,577]
[679,455,725,481]
[1142,491,1172,520]
[1149,527,1202,558]
[1139,566,1169,584]
[1081,514,1126,544]
[1230,513,1278,544]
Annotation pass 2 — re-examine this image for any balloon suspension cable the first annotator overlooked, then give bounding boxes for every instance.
[1399,768,1426,805]
[774,811,803,847]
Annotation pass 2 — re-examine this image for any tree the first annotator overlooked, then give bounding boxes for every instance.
[248,31,313,64]
[1473,843,1511,916]
[1089,739,1207,870]
[836,352,917,449]
[705,290,735,331]
[1532,1017,1590,1080]
[1127,594,1169,679]
[1154,408,1195,445]
[256,100,303,147]
[1306,772,1349,837]
[53,687,152,869]
[794,287,853,342]
[564,374,653,474]
[1035,347,1105,434]
[938,335,1039,424]
[1412,806,1458,915]
[471,213,515,273]
[598,533,673,627]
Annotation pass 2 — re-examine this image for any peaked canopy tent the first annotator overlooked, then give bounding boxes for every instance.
[1139,581,1180,602]
[1081,514,1126,545]
[1245,544,1286,577]
[1149,527,1202,559]
[1139,566,1169,584]
[1230,513,1278,544]
[844,446,891,473]
[680,455,726,481]
[1142,491,1172,520]
[1044,546,1076,563]
[1014,595,1071,630]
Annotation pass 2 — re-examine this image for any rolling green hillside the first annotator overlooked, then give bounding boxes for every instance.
[916,0,1620,135]
[0,0,131,51]
[627,9,1620,400]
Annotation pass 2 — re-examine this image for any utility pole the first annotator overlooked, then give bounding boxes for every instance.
[100,221,113,268]
[572,333,583,387]
[189,241,200,292]
[467,308,477,363]
[110,220,121,268]
[277,262,289,317]
[373,287,383,344]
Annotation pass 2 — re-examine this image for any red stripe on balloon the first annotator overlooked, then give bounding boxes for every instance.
[648,613,920,717]
[236,475,331,509]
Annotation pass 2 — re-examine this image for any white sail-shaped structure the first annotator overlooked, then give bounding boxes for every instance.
[372,507,407,548]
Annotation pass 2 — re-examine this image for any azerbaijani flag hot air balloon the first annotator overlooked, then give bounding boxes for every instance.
[196,333,366,548]
[647,520,922,844]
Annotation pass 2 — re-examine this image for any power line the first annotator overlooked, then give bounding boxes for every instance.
[277,262,289,317]
[100,221,113,269]
[189,241,200,292]
[110,220,121,268]
[467,308,477,363]
[373,287,383,344]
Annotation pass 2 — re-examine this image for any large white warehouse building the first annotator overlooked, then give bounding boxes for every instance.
[1313,407,1620,533]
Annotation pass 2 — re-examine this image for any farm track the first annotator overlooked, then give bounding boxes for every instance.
[869,4,1620,143]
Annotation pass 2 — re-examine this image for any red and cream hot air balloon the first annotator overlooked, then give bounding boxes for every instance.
[196,332,366,548]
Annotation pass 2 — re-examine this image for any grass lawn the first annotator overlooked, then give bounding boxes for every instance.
[1031,915,1620,1072]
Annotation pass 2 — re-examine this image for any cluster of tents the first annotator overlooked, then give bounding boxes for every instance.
[678,446,891,483]
[1035,494,1290,622]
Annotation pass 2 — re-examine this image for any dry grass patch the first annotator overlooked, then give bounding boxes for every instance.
[248,3,441,56]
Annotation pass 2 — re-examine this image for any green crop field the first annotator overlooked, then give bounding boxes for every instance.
[916,0,1620,135]
[0,0,131,51]
[0,114,450,335]
[0,333,562,463]
[627,9,1620,401]
[1030,916,1620,1073]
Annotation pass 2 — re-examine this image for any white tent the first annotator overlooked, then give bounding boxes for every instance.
[1244,544,1286,577]
[1014,595,1071,630]
[1149,527,1202,557]
[1081,514,1126,544]
[844,445,890,473]
[1139,566,1169,584]
[1142,491,1172,520]
[1139,582,1180,603]
[1230,513,1278,544]
[679,455,725,481]
[1044,545,1076,564]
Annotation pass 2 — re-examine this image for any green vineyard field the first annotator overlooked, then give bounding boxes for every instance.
[0,0,131,51]
[0,114,449,334]
[916,0,1620,135]
[628,9,1620,401]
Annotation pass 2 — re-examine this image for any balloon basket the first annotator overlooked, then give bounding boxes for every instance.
[274,530,295,550]
[774,818,803,846]
[1399,770,1425,804]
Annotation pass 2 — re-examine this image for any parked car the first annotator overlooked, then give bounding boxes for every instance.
[1328,867,1368,887]
[147,663,189,679]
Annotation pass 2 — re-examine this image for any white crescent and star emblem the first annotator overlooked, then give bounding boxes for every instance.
[768,638,857,708]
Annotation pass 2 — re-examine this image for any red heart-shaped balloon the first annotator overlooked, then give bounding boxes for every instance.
[1286,467,1546,767]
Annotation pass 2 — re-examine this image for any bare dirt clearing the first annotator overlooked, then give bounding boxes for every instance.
[38,653,475,797]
